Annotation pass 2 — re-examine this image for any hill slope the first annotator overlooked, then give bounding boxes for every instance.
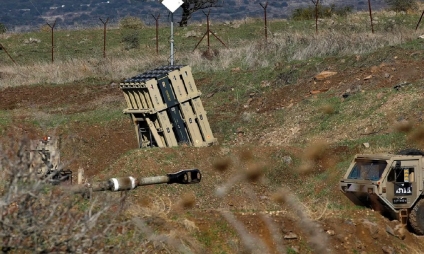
[1,12,424,254]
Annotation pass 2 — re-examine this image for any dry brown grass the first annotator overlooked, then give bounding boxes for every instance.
[1,11,422,88]
[0,138,144,253]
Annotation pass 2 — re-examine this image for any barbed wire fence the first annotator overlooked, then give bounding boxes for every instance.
[1,1,424,65]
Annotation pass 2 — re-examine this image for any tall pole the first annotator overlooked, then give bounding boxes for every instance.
[151,13,161,54]
[368,0,374,33]
[207,11,210,54]
[51,24,54,62]
[161,0,183,65]
[103,22,106,58]
[47,20,56,63]
[193,10,228,52]
[260,2,269,43]
[315,0,319,34]
[100,17,109,58]
[416,10,424,31]
[170,12,174,65]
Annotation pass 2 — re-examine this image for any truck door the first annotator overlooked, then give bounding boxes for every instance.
[386,160,419,207]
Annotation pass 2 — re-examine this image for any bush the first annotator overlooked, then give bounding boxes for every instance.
[0,139,130,253]
[385,0,417,13]
[40,24,51,32]
[121,31,140,50]
[291,4,352,21]
[333,5,353,17]
[119,16,144,30]
[0,23,7,34]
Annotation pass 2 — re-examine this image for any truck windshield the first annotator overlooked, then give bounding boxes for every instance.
[347,159,387,181]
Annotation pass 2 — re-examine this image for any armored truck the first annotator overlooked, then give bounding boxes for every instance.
[340,149,424,234]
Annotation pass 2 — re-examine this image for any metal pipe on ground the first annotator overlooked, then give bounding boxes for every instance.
[65,169,202,194]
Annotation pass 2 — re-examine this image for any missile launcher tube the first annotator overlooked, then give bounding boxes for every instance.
[67,169,201,194]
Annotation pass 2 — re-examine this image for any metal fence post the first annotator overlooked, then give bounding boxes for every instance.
[47,20,57,62]
[368,0,374,33]
[260,2,269,43]
[151,13,161,54]
[99,17,110,58]
[193,9,228,53]
[314,0,320,34]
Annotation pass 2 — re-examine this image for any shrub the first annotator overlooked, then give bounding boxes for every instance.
[291,6,316,21]
[0,23,6,34]
[385,0,417,13]
[121,31,140,50]
[333,5,353,16]
[119,16,144,30]
[0,138,130,253]
[291,4,352,21]
[40,24,51,33]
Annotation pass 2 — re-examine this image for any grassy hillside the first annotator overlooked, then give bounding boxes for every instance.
[1,8,424,254]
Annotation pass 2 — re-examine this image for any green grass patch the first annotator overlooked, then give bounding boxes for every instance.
[31,108,125,128]
[194,218,236,253]
[0,25,178,65]
[265,150,303,188]
[307,88,394,137]
[338,132,408,152]
[76,108,126,124]
[0,110,10,133]
[335,158,353,175]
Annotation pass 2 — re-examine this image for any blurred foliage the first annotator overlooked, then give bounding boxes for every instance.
[119,16,143,50]
[119,16,144,30]
[291,4,353,21]
[40,24,51,33]
[385,0,418,13]
[0,22,6,34]
[121,30,140,50]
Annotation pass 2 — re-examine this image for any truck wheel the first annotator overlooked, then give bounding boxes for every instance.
[397,149,424,156]
[409,199,424,235]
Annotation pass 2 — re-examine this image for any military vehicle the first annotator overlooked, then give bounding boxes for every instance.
[340,149,424,234]
[29,136,72,184]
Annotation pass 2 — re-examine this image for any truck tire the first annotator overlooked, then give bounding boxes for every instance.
[397,149,424,156]
[409,199,424,235]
